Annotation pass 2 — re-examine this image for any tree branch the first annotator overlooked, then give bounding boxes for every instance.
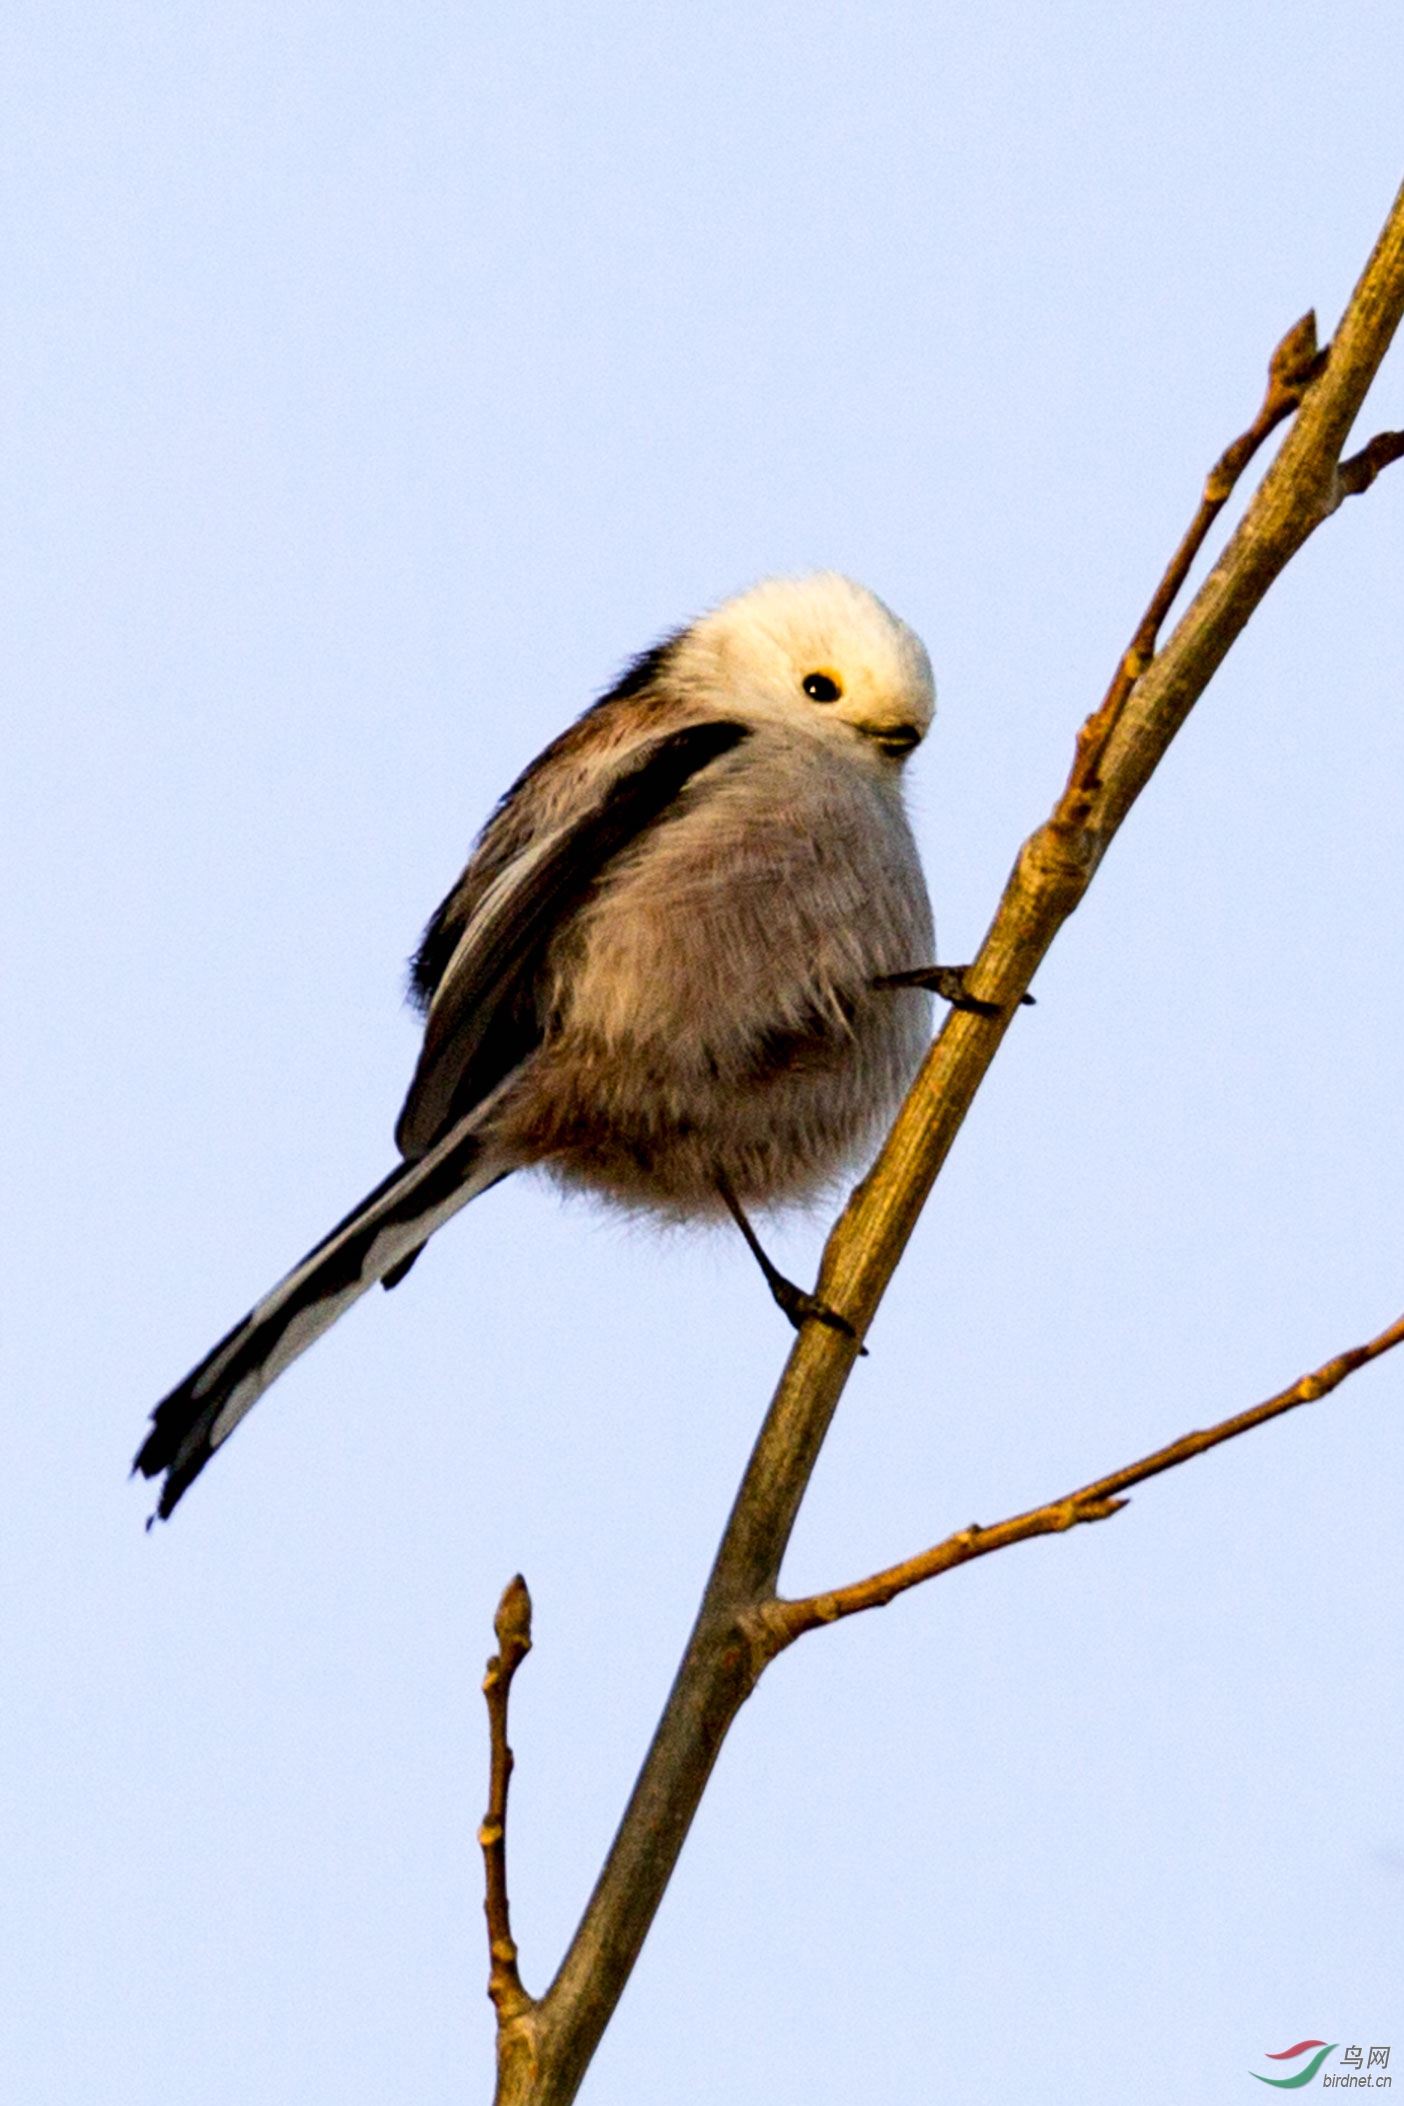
[1063,307,1327,811]
[1337,427,1404,498]
[479,1576,534,2039]
[758,1308,1404,1652]
[488,174,1404,2106]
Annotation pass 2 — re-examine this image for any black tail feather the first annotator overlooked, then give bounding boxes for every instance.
[135,1115,509,1520]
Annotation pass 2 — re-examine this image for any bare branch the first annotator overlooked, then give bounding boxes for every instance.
[1336,427,1404,499]
[495,175,1404,2106]
[761,1308,1404,1651]
[1063,309,1327,814]
[479,1576,534,2029]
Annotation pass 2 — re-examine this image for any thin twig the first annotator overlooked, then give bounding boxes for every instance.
[1061,310,1327,820]
[480,1575,534,2026]
[760,1309,1404,1651]
[1337,427,1404,498]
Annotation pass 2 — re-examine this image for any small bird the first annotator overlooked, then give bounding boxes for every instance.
[135,572,960,1520]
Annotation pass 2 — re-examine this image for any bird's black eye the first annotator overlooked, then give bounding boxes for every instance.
[802,671,843,703]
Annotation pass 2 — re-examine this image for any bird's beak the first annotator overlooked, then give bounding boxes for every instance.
[868,723,922,758]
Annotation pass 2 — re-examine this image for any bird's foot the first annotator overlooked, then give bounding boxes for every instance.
[715,1170,867,1353]
[766,1272,866,1350]
[874,964,1036,1017]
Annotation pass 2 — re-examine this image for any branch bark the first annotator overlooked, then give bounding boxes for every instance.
[488,174,1404,2106]
[756,1307,1404,1653]
[479,1575,535,2069]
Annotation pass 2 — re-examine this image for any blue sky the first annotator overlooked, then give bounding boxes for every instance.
[4,5,1403,2100]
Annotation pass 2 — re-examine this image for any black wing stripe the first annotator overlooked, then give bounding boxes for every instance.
[407,631,687,1016]
[395,719,751,1156]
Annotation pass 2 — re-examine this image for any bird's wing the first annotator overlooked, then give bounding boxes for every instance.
[394,718,751,1157]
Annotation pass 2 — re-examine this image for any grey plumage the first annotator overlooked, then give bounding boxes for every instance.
[135,572,937,1518]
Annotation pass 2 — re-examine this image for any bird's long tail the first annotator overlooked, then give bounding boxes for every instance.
[134,1107,514,1522]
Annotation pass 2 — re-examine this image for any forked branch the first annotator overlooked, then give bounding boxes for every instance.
[486,174,1404,2106]
[759,1308,1404,1653]
[1061,307,1327,817]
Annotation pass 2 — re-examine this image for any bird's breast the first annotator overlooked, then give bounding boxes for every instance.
[555,734,928,1050]
[497,734,934,1210]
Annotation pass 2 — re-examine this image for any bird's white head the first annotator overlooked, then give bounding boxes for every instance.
[675,572,935,762]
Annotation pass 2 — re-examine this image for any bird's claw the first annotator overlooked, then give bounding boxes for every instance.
[769,1277,867,1353]
[874,964,1035,1016]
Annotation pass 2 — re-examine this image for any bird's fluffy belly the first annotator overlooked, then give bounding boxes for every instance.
[503,993,929,1212]
[495,738,934,1211]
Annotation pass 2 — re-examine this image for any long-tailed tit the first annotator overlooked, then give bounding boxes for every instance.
[136,572,955,1519]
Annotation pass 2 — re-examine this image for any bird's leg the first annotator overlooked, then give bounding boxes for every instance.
[714,1172,864,1349]
[874,965,1036,1017]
